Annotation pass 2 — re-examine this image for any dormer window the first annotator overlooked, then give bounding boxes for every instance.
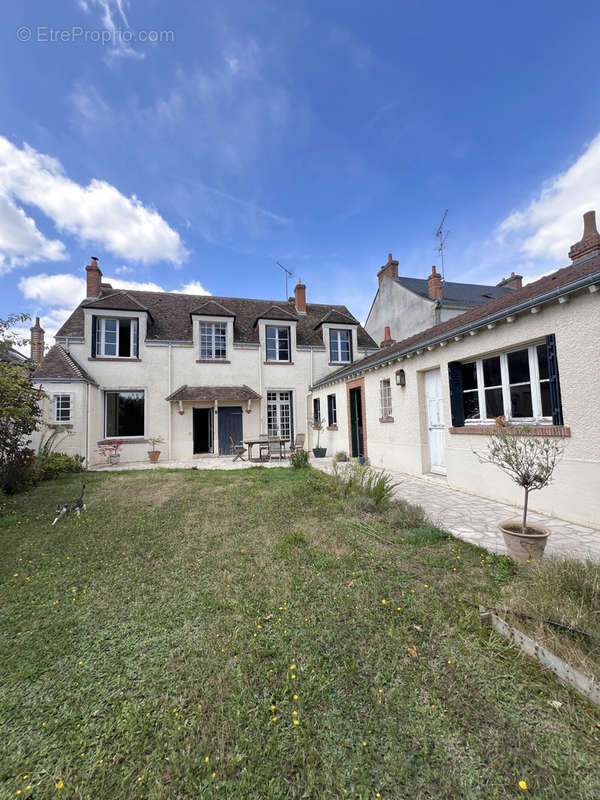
[329,329,352,363]
[95,317,138,358]
[266,326,290,362]
[199,322,227,360]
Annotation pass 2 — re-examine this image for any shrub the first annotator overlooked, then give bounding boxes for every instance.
[290,448,310,469]
[0,449,36,495]
[334,461,398,509]
[385,498,427,531]
[36,452,85,482]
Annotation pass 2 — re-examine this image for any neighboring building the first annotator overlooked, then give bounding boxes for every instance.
[311,212,600,528]
[31,259,377,465]
[365,253,520,345]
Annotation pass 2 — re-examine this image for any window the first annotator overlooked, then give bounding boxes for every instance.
[330,329,352,363]
[461,343,553,423]
[313,397,321,424]
[105,391,144,437]
[379,378,392,418]
[266,326,290,361]
[96,317,138,358]
[199,322,227,360]
[267,391,292,442]
[327,394,337,426]
[53,394,71,423]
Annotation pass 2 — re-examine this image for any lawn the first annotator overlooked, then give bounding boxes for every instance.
[1,467,599,799]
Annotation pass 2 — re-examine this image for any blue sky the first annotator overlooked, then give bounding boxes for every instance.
[2,0,600,345]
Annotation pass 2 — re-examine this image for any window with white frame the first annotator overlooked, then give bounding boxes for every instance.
[105,391,145,437]
[379,378,392,418]
[267,391,292,442]
[95,317,138,358]
[266,326,290,362]
[327,394,337,426]
[53,393,72,423]
[199,322,227,360]
[329,329,352,363]
[461,343,553,423]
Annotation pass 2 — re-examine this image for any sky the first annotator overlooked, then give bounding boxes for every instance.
[2,0,600,348]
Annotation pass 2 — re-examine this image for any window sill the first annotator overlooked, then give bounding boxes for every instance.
[264,361,294,365]
[327,425,338,431]
[379,416,395,423]
[89,357,142,362]
[98,437,146,445]
[196,359,231,364]
[48,423,73,429]
[329,361,351,366]
[449,425,571,437]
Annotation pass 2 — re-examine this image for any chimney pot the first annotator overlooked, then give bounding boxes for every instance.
[380,324,395,348]
[85,256,103,298]
[497,272,523,291]
[30,316,45,365]
[294,278,307,313]
[568,210,600,262]
[427,265,443,300]
[377,253,399,286]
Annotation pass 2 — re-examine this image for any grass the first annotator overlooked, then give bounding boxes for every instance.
[1,467,600,799]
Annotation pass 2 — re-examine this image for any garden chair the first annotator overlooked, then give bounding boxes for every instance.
[258,433,270,461]
[291,433,305,452]
[229,435,247,462]
[268,437,285,460]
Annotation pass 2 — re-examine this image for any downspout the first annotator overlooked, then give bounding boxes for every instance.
[84,382,89,466]
[168,344,172,461]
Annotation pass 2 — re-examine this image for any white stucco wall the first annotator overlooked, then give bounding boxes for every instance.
[313,289,600,528]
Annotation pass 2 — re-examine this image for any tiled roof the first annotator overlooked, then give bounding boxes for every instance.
[33,345,98,385]
[313,309,358,329]
[166,385,261,403]
[190,300,236,317]
[396,276,513,306]
[58,290,376,348]
[315,256,600,387]
[252,304,299,325]
[83,291,151,314]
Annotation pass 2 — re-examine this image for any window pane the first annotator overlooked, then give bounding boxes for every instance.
[540,382,552,417]
[510,385,533,417]
[463,390,480,420]
[106,392,118,436]
[313,398,320,422]
[537,344,549,380]
[215,324,226,359]
[485,387,504,418]
[482,356,501,387]
[461,362,477,391]
[278,328,290,360]
[266,328,277,360]
[106,391,144,437]
[103,319,117,356]
[329,331,339,362]
[118,319,131,357]
[507,349,530,384]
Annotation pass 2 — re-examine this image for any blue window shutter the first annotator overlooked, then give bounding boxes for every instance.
[448,361,465,427]
[546,334,564,426]
[91,315,98,357]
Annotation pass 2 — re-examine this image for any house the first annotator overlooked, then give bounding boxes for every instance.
[310,211,600,528]
[31,259,377,465]
[365,254,520,345]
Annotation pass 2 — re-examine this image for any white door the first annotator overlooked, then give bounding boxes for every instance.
[424,369,446,475]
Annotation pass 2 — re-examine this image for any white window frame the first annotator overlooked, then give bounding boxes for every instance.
[53,393,72,424]
[96,317,138,358]
[329,328,352,363]
[104,390,145,439]
[266,390,292,443]
[464,343,552,425]
[199,322,227,360]
[327,394,337,426]
[379,378,392,418]
[265,326,291,362]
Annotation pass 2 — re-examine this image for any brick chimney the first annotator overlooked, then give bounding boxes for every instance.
[85,256,102,298]
[568,210,600,263]
[380,325,395,348]
[377,253,399,287]
[497,271,523,291]
[294,278,307,313]
[427,265,443,300]
[30,317,45,365]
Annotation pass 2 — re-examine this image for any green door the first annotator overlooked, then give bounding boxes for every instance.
[349,387,364,458]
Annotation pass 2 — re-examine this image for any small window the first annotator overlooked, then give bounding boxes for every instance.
[105,391,144,437]
[54,394,71,423]
[327,394,337,426]
[199,322,227,360]
[329,329,352,363]
[96,317,138,358]
[266,326,290,361]
[379,378,392,418]
[313,397,321,424]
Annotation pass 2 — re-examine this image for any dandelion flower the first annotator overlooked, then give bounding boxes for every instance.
[290,664,296,670]
[56,780,64,790]
[293,719,299,725]
[519,781,528,790]
[204,757,209,763]
[291,674,296,680]
[272,716,278,722]
[292,711,298,716]
[270,705,276,711]
[293,695,298,701]
[381,599,386,605]
[211,772,216,779]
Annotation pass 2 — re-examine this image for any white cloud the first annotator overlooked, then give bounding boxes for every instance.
[78,0,144,61]
[115,265,133,274]
[0,136,187,269]
[0,196,65,274]
[109,277,164,292]
[496,133,600,262]
[19,273,86,307]
[172,280,211,295]
[69,83,110,123]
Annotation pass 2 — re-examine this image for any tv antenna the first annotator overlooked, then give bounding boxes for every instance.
[277,261,293,298]
[435,209,450,281]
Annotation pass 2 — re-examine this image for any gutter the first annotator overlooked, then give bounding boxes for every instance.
[311,269,600,390]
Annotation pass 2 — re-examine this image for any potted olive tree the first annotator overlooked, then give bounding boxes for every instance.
[312,416,327,458]
[478,418,564,562]
[147,435,164,464]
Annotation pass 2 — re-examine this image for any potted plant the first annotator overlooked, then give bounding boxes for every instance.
[478,418,564,562]
[98,440,123,466]
[312,415,327,458]
[147,435,164,464]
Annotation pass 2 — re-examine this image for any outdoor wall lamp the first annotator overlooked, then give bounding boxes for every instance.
[395,368,406,387]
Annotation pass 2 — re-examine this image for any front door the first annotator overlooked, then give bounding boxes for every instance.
[349,386,364,458]
[218,406,243,455]
[193,408,213,454]
[424,369,446,475]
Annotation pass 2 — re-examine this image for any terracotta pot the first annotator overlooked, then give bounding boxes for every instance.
[148,450,160,463]
[498,519,550,563]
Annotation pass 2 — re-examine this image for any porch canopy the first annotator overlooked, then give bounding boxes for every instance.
[166,385,261,404]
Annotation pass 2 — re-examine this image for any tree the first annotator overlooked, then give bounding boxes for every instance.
[478,418,564,533]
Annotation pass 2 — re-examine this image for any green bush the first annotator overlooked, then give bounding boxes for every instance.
[289,449,310,469]
[0,449,36,495]
[36,451,85,482]
[385,498,427,531]
[334,461,398,509]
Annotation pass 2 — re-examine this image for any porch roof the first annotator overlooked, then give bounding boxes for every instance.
[166,384,261,403]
